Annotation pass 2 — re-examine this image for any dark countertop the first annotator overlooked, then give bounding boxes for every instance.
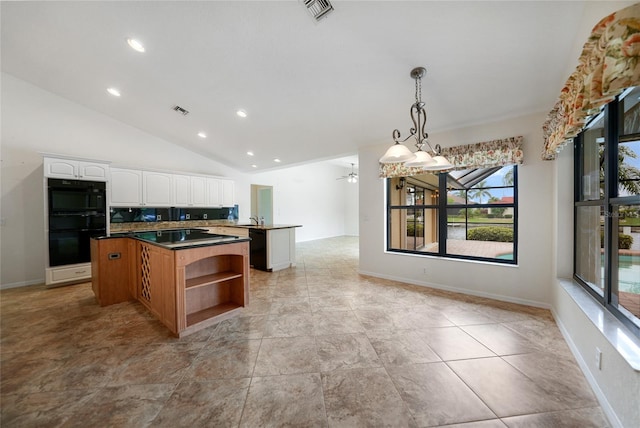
[227,224,302,230]
[93,228,250,250]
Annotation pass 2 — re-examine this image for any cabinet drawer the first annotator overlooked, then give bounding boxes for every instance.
[51,264,91,282]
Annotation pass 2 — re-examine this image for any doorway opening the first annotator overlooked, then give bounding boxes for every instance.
[251,184,273,225]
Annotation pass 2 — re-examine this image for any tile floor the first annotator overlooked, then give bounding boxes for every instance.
[1,236,609,427]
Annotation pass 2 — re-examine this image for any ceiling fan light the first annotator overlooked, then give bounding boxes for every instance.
[379,143,414,163]
[404,150,436,168]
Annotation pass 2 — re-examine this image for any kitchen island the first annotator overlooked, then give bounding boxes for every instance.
[91,229,250,337]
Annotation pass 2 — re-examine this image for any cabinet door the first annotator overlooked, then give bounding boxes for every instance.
[143,171,173,207]
[221,179,235,206]
[78,162,110,181]
[173,174,191,206]
[206,178,222,207]
[190,176,207,207]
[110,168,143,207]
[44,158,78,179]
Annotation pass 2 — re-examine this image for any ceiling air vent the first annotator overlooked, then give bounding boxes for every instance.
[303,0,333,22]
[172,105,190,116]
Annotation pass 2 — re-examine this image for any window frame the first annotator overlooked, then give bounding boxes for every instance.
[386,166,518,264]
[573,93,640,337]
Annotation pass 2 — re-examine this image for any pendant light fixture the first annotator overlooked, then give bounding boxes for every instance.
[379,67,453,171]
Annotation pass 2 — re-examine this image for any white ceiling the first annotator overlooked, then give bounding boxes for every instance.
[0,1,605,172]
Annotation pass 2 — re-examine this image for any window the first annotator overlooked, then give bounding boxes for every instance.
[574,87,640,336]
[387,165,517,263]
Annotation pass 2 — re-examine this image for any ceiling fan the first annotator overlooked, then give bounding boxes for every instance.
[337,163,358,183]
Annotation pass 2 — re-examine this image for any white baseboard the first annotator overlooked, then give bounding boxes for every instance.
[357,269,550,309]
[551,307,622,428]
[0,278,45,290]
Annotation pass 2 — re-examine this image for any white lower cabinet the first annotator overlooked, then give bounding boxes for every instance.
[267,228,296,271]
[46,263,91,287]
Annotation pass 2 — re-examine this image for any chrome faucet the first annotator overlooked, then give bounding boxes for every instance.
[250,216,259,225]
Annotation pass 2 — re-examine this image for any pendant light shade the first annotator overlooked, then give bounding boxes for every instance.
[423,155,454,171]
[379,142,415,163]
[404,150,436,168]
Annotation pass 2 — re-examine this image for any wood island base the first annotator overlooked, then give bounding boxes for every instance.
[91,237,250,337]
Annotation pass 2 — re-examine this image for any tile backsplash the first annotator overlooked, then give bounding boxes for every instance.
[110,205,238,223]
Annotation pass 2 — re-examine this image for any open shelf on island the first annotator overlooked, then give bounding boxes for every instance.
[186,302,242,327]
[185,271,243,290]
[183,253,246,332]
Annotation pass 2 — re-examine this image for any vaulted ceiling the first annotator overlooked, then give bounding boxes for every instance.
[0,1,623,172]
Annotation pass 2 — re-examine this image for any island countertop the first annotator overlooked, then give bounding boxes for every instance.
[94,228,250,250]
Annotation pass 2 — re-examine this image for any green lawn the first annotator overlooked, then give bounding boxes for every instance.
[619,218,640,226]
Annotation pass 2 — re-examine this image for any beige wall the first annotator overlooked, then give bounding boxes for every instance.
[359,112,554,307]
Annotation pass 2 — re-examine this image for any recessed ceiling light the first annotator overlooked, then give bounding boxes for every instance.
[236,109,247,118]
[247,151,254,156]
[107,87,121,97]
[127,38,145,53]
[251,164,257,168]
[274,158,281,163]
[197,132,207,139]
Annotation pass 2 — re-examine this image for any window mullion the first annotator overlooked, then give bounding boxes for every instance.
[439,173,447,256]
[604,100,618,307]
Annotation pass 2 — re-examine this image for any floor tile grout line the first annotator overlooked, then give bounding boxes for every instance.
[236,336,263,427]
[442,358,501,422]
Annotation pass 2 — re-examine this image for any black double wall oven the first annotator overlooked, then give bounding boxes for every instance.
[48,178,106,267]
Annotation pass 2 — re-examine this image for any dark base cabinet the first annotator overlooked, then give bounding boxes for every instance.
[249,228,267,271]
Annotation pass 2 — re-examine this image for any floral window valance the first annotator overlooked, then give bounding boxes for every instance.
[379,136,523,178]
[542,3,640,160]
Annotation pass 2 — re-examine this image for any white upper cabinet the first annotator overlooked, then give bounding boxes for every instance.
[79,162,110,181]
[110,168,143,207]
[80,164,234,209]
[221,179,235,206]
[173,174,191,206]
[206,178,235,207]
[44,157,110,181]
[142,171,173,207]
[173,175,210,207]
[190,176,207,207]
[206,178,222,206]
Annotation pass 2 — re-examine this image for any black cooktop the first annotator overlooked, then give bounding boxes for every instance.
[133,229,229,244]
